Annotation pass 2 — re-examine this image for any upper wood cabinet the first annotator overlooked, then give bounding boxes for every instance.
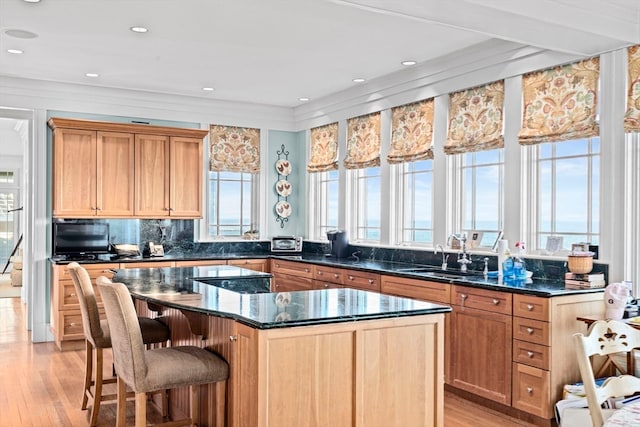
[48,118,208,219]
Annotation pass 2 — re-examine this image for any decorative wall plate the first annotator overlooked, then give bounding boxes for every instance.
[275,201,292,218]
[275,159,292,176]
[275,179,292,197]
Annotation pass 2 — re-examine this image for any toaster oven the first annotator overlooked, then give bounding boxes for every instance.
[271,236,303,252]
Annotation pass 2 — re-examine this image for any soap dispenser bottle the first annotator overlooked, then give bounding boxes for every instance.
[502,249,514,278]
[513,242,527,279]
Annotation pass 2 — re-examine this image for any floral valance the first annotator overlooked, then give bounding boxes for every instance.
[624,45,640,132]
[344,112,381,169]
[307,122,339,172]
[444,80,504,155]
[388,99,434,164]
[518,57,600,145]
[209,124,260,173]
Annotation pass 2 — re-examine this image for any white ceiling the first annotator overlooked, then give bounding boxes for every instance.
[0,0,639,108]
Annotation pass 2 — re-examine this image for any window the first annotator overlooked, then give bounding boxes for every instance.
[398,159,433,245]
[206,171,256,237]
[457,148,504,247]
[0,171,14,184]
[533,137,600,251]
[350,166,381,242]
[317,169,339,237]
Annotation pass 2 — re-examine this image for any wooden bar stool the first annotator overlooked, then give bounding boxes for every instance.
[97,276,229,427]
[66,262,171,426]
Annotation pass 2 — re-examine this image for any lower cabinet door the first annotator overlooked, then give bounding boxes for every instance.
[512,362,551,418]
[450,305,513,405]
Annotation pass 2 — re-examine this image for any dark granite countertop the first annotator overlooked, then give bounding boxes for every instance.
[51,250,606,298]
[273,254,606,298]
[112,266,451,329]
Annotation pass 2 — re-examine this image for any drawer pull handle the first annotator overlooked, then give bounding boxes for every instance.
[348,276,354,281]
[69,322,77,326]
[69,293,76,297]
[460,294,468,300]
[526,387,533,394]
[304,268,309,273]
[492,299,499,305]
[526,327,534,335]
[527,304,534,311]
[229,335,238,342]
[527,351,534,358]
[368,279,374,284]
[324,284,330,288]
[334,274,339,278]
[317,271,323,276]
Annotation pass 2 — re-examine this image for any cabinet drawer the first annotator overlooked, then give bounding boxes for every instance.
[314,265,345,285]
[56,263,115,281]
[272,273,314,292]
[59,282,104,310]
[513,294,549,321]
[513,340,549,370]
[344,270,380,292]
[313,280,346,290]
[119,261,175,269]
[381,276,450,304]
[227,259,269,272]
[512,363,551,418]
[513,317,550,346]
[57,309,106,342]
[174,260,226,267]
[452,285,512,314]
[271,260,314,279]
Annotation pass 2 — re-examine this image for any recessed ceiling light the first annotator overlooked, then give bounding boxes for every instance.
[298,97,310,102]
[130,26,148,33]
[202,87,215,91]
[352,78,366,83]
[85,73,99,78]
[23,0,41,3]
[7,49,23,54]
[401,60,417,66]
[4,29,38,39]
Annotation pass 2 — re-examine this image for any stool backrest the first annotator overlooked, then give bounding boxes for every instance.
[96,276,148,391]
[67,262,106,346]
[574,319,640,427]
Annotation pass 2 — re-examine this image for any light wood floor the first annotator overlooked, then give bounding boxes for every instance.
[0,297,538,426]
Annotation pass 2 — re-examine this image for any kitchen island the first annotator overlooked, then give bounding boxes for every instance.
[114,266,451,427]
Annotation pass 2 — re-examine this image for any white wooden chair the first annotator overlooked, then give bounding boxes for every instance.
[573,319,640,427]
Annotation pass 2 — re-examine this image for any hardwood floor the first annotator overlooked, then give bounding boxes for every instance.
[0,297,539,426]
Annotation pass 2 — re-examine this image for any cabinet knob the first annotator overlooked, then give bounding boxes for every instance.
[229,335,238,342]
[527,304,534,311]
[317,271,323,276]
[526,387,533,394]
[324,284,329,288]
[164,207,170,211]
[526,327,534,335]
[304,268,309,273]
[348,276,354,281]
[333,273,339,278]
[492,299,499,305]
[275,263,280,268]
[527,351,534,358]
[460,294,468,300]
[68,293,76,297]
[368,279,374,284]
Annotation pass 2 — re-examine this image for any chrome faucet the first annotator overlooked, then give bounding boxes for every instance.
[434,244,448,270]
[448,233,472,272]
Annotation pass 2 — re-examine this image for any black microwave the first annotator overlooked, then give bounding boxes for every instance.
[271,236,303,252]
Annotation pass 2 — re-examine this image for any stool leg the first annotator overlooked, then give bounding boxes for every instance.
[190,384,199,426]
[82,339,92,410]
[135,392,147,427]
[116,377,127,427]
[215,380,226,427]
[89,347,104,426]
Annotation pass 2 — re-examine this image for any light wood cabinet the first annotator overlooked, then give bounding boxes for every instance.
[450,286,513,406]
[150,306,446,427]
[52,127,135,217]
[50,263,114,351]
[271,259,314,291]
[48,118,208,219]
[227,258,269,273]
